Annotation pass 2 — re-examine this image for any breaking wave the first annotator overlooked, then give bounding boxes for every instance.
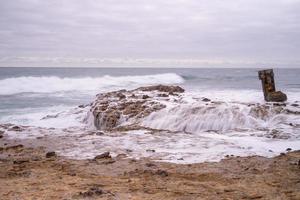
[0,73,184,95]
[142,103,300,134]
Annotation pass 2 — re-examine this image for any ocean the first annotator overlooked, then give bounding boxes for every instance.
[0,67,299,163]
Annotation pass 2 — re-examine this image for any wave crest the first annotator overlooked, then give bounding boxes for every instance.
[0,73,184,95]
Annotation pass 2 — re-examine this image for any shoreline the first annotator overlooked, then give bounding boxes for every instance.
[1,136,300,199]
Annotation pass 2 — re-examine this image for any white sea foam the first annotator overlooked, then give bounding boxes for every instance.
[0,73,184,95]
[0,105,89,128]
[140,92,300,134]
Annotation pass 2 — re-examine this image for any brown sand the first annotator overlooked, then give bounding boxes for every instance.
[1,140,300,200]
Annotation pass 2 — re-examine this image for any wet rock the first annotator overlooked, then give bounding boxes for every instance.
[202,97,211,102]
[286,148,292,151]
[157,93,169,97]
[142,94,150,99]
[137,85,184,93]
[8,126,23,131]
[117,93,126,100]
[46,151,56,158]
[146,149,155,153]
[91,85,171,130]
[266,91,287,102]
[95,131,104,136]
[291,103,299,107]
[94,152,111,159]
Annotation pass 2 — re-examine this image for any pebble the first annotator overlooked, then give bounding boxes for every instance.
[46,151,56,158]
[94,152,111,159]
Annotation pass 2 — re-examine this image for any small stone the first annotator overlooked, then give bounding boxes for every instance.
[202,97,211,102]
[94,152,111,159]
[156,170,168,177]
[95,131,104,136]
[291,103,299,107]
[146,163,156,167]
[142,95,150,99]
[286,148,292,151]
[13,159,29,164]
[79,187,104,197]
[46,151,56,158]
[157,93,169,97]
[280,153,286,156]
[146,149,155,153]
[9,126,22,131]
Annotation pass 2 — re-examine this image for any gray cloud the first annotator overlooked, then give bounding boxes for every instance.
[0,0,299,67]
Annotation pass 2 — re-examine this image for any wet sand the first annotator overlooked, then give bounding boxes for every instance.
[1,136,300,200]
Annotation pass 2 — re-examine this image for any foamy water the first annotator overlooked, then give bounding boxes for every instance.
[0,68,300,163]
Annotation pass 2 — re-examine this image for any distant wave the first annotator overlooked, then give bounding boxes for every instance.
[0,73,184,95]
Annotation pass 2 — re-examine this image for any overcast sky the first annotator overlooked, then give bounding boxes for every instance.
[0,0,299,67]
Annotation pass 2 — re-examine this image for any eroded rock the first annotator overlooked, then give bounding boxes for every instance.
[90,85,184,130]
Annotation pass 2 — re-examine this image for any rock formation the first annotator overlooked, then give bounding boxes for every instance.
[90,85,184,130]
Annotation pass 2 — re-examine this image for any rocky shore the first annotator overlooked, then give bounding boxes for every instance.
[0,139,299,200]
[1,85,300,199]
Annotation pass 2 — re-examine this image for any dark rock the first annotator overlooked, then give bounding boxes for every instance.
[286,148,292,151]
[9,126,22,131]
[142,95,150,99]
[95,131,104,136]
[266,91,287,102]
[291,103,299,107]
[46,151,56,158]
[146,149,155,153]
[202,97,211,102]
[146,163,156,167]
[117,93,126,100]
[94,152,111,159]
[156,170,168,177]
[157,93,169,97]
[78,187,104,197]
[13,159,29,164]
[91,87,167,130]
